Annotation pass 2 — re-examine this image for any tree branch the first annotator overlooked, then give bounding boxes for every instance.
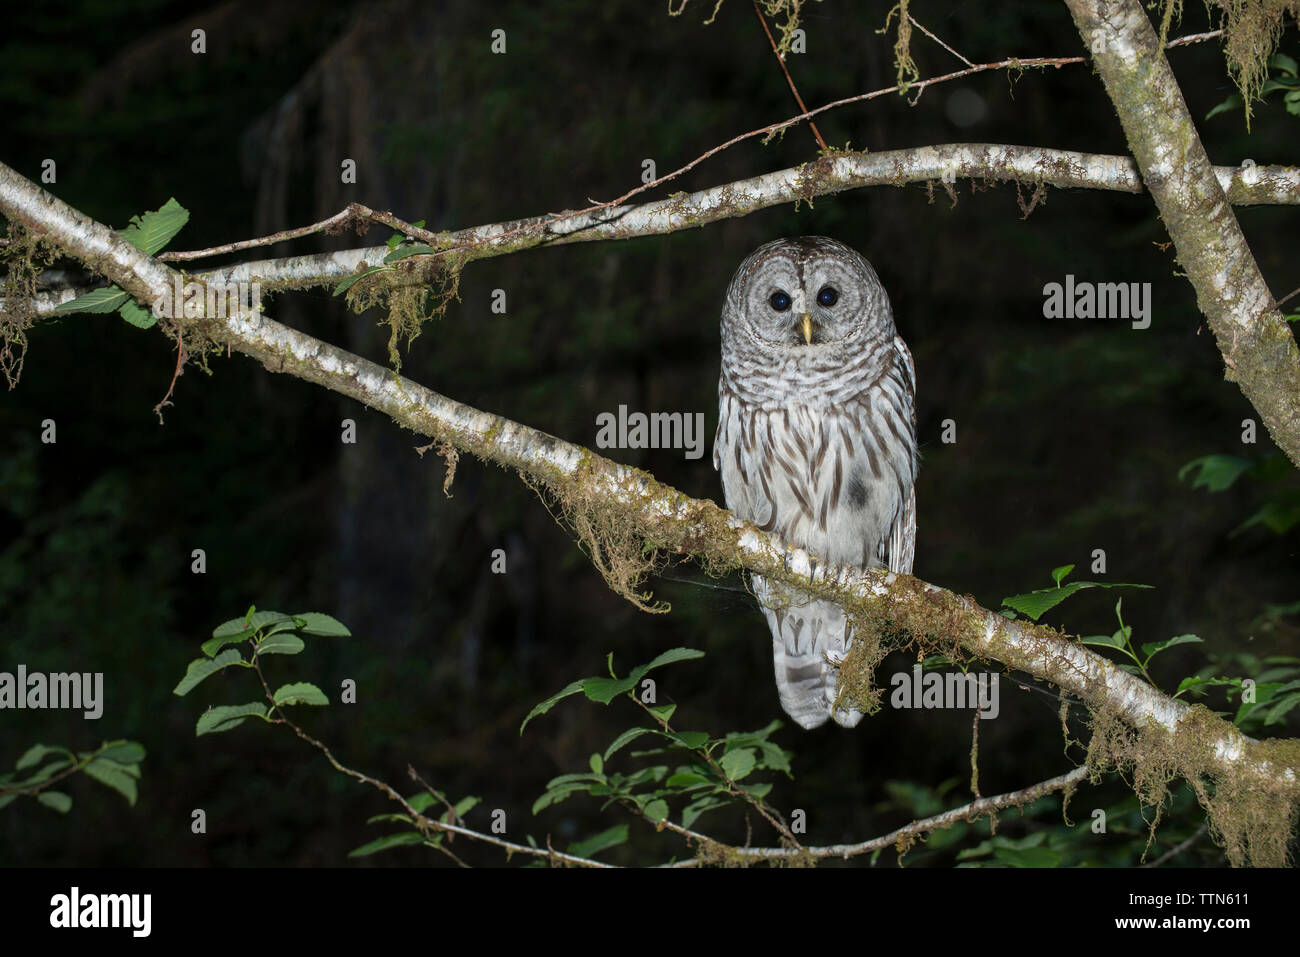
[1,160,1295,865]
[16,145,1300,315]
[663,765,1090,866]
[1065,0,1300,467]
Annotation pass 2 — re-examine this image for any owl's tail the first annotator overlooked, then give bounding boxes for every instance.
[755,576,864,730]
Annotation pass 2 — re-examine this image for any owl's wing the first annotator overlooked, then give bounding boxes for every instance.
[714,382,771,529]
[882,335,917,575]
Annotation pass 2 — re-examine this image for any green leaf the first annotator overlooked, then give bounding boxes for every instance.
[603,727,658,762]
[1264,693,1300,725]
[567,824,628,858]
[628,647,706,683]
[1236,501,1300,536]
[333,266,389,296]
[349,832,427,857]
[666,771,711,789]
[1271,52,1299,76]
[117,300,158,329]
[681,796,728,828]
[95,741,146,765]
[1178,454,1253,492]
[272,682,328,707]
[17,758,72,785]
[255,633,305,656]
[668,731,709,750]
[1050,564,1075,586]
[542,772,606,789]
[196,702,268,736]
[1002,581,1151,622]
[580,675,638,704]
[37,791,72,813]
[407,792,440,813]
[718,748,756,781]
[83,758,138,806]
[245,610,295,630]
[520,679,587,734]
[383,244,435,263]
[532,783,594,814]
[54,286,129,315]
[211,614,256,638]
[1205,93,1243,121]
[365,812,413,826]
[202,612,291,655]
[1080,633,1128,650]
[643,799,669,822]
[200,631,250,657]
[295,612,351,636]
[450,796,480,819]
[756,740,792,775]
[116,197,189,255]
[173,648,243,695]
[589,753,604,776]
[1175,675,1239,697]
[0,794,16,812]
[625,767,670,790]
[1139,634,1202,660]
[16,744,64,771]
[646,703,677,724]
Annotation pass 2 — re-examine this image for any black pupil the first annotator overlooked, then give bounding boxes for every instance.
[770,291,791,311]
[818,286,838,307]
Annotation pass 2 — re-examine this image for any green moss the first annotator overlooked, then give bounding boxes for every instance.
[0,223,58,388]
[343,248,467,369]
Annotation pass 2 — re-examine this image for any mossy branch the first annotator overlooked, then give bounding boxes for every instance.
[1066,0,1300,470]
[1,160,1297,865]
[16,145,1300,316]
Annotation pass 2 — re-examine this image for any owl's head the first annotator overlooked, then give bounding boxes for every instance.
[722,236,895,352]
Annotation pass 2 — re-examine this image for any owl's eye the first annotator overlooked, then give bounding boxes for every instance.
[817,286,839,307]
[769,290,792,312]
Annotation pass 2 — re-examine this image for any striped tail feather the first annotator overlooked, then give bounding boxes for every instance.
[755,575,864,729]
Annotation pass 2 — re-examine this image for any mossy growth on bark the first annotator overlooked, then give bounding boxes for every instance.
[343,249,466,370]
[0,223,58,388]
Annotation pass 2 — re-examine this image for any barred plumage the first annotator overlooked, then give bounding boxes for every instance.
[713,237,917,729]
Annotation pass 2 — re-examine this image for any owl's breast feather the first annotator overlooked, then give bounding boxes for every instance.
[714,385,912,571]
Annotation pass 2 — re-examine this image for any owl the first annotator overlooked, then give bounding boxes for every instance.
[713,236,918,730]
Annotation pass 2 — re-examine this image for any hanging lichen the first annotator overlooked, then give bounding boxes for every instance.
[1203,0,1300,126]
[343,250,466,370]
[0,224,58,389]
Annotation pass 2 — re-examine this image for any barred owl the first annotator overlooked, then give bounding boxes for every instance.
[713,237,918,730]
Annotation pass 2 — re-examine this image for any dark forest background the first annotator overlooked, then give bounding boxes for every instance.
[1,0,1298,867]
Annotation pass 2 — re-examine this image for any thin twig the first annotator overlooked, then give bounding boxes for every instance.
[154,30,1224,266]
[1142,821,1209,867]
[158,203,439,263]
[752,1,827,150]
[246,650,612,868]
[909,13,974,68]
[1275,285,1300,309]
[664,766,1089,866]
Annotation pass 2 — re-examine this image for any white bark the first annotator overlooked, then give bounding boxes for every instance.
[15,144,1300,314]
[0,158,1291,803]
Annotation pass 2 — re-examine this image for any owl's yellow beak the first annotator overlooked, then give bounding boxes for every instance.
[799,313,813,345]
